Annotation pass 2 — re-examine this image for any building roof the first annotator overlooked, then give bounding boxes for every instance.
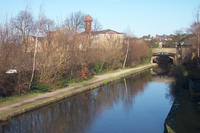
[92,29,124,35]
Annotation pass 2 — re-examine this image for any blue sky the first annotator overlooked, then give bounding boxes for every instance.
[0,0,199,37]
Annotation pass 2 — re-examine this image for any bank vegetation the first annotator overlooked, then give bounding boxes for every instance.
[0,10,151,97]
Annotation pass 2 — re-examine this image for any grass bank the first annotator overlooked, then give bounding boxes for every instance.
[0,64,155,122]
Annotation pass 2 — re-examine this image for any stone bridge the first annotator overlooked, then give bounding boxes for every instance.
[151,48,177,64]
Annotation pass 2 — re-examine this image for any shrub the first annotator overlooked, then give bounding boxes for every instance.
[0,72,18,97]
[93,63,103,73]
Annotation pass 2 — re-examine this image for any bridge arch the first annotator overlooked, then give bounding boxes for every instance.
[151,48,177,64]
[151,52,176,64]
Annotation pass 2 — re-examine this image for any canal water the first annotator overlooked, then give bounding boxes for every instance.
[0,71,173,133]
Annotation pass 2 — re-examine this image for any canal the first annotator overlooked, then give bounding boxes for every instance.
[0,70,173,133]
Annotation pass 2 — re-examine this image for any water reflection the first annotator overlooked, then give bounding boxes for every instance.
[0,71,172,133]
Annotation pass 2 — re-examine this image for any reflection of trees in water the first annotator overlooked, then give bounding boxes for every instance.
[0,72,150,133]
[167,66,186,101]
[123,74,150,109]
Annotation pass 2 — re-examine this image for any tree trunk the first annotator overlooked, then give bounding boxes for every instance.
[29,36,38,89]
[123,38,130,68]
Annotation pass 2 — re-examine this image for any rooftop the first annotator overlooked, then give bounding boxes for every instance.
[91,29,124,35]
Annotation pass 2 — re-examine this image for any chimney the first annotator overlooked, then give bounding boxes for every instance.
[85,15,93,35]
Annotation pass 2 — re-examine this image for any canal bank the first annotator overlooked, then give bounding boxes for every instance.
[164,65,200,133]
[164,89,200,133]
[0,64,155,122]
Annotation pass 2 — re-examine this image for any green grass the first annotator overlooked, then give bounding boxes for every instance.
[96,68,122,75]
[28,82,52,93]
[59,78,85,88]
[0,81,54,106]
[0,93,39,107]
[62,77,98,88]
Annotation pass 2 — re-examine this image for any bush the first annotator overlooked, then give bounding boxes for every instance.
[152,42,159,48]
[0,69,32,97]
[93,63,103,73]
[0,72,18,97]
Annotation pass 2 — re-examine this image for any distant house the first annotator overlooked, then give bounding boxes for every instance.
[90,29,124,47]
[141,35,152,41]
[155,34,173,42]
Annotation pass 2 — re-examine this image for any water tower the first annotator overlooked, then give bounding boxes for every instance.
[85,15,93,35]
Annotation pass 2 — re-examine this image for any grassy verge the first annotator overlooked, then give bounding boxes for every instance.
[0,64,154,122]
[0,77,98,107]
[0,93,40,107]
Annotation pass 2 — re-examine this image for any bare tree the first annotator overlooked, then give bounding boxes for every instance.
[123,27,134,68]
[65,11,85,32]
[29,13,54,89]
[0,21,10,45]
[196,8,200,57]
[92,19,102,32]
[11,10,34,51]
[189,6,200,57]
[123,37,130,68]
[39,17,55,33]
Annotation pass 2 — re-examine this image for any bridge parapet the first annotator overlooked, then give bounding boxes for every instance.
[152,48,176,54]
